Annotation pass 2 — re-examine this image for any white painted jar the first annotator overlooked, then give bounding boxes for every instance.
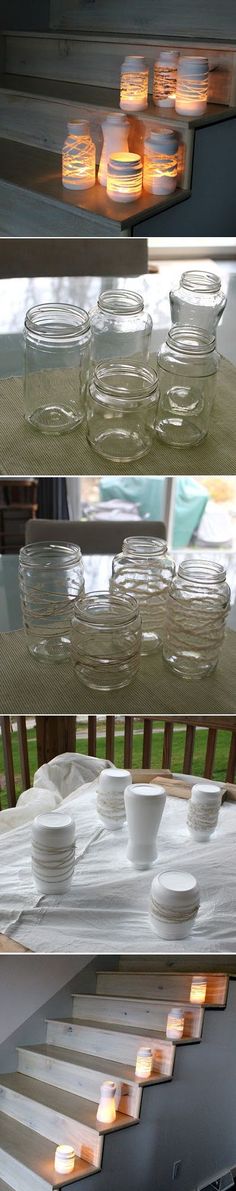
[124,783,166,869]
[150,870,200,938]
[120,56,149,113]
[187,781,222,842]
[107,153,142,202]
[166,1007,185,1041]
[175,56,209,116]
[97,768,131,830]
[31,812,76,894]
[143,129,178,196]
[98,113,129,186]
[153,51,179,108]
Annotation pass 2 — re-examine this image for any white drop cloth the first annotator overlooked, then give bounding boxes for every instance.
[0,753,235,954]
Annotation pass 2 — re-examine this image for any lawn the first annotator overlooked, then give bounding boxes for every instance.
[0,721,232,808]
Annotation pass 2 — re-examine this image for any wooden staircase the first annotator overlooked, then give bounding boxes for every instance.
[0,968,229,1190]
[0,30,235,235]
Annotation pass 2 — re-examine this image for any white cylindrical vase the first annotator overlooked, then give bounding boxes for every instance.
[150,870,200,938]
[175,56,209,116]
[124,783,166,869]
[143,129,178,195]
[97,767,131,830]
[120,56,149,113]
[31,812,76,894]
[187,781,222,842]
[98,113,129,186]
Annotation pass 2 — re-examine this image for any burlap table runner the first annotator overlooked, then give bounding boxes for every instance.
[0,355,234,476]
[0,627,235,714]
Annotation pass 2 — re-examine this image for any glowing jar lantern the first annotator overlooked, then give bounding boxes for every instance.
[143,129,178,195]
[153,50,179,108]
[120,55,149,112]
[54,1146,75,1174]
[98,113,129,187]
[107,153,142,203]
[62,120,96,190]
[96,1081,117,1124]
[175,56,209,116]
[166,1007,185,1041]
[190,976,207,1004]
[135,1047,153,1079]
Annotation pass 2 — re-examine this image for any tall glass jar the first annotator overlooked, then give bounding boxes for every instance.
[90,289,152,369]
[19,542,85,661]
[24,303,91,433]
[170,271,226,333]
[111,537,175,653]
[156,326,218,446]
[71,591,142,689]
[163,559,230,679]
[87,361,159,462]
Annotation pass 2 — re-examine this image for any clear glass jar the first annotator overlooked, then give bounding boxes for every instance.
[163,559,230,679]
[62,120,96,190]
[90,290,152,369]
[111,537,175,654]
[170,270,226,333]
[71,591,142,690]
[24,303,91,433]
[19,542,85,661]
[87,361,159,462]
[156,326,218,447]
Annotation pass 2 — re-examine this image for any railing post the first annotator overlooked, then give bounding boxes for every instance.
[0,716,16,807]
[35,717,76,765]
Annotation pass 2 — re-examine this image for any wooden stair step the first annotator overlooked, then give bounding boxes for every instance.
[116,966,229,1007]
[0,1072,105,1166]
[0,1180,14,1191]
[0,1112,96,1191]
[16,1046,143,1119]
[45,1017,181,1062]
[72,997,203,1041]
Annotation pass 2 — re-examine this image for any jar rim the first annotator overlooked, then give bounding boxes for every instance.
[91,360,158,403]
[19,542,82,568]
[122,536,168,556]
[24,303,90,341]
[72,589,140,628]
[98,289,144,315]
[180,270,221,294]
[178,559,227,583]
[166,324,216,354]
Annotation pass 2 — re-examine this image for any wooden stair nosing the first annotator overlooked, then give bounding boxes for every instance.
[0,75,234,128]
[16,1042,174,1089]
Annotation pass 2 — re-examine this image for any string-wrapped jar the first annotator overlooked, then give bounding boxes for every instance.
[175,56,209,116]
[170,271,226,334]
[107,153,142,202]
[150,870,200,939]
[62,120,96,190]
[111,537,175,654]
[24,302,91,433]
[90,289,152,369]
[156,326,218,447]
[71,591,142,690]
[120,56,149,112]
[98,113,129,186]
[19,542,85,661]
[87,361,159,462]
[187,781,222,841]
[163,559,230,679]
[153,51,179,108]
[143,129,178,195]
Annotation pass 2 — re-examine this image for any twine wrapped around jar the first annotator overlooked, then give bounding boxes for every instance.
[187,782,222,841]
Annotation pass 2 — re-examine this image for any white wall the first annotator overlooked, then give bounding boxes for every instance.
[0,955,93,1045]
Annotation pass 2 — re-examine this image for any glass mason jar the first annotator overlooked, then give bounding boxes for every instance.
[24,303,91,433]
[87,361,159,462]
[111,537,175,653]
[19,542,85,662]
[71,591,142,689]
[156,326,218,447]
[90,289,152,370]
[170,270,226,333]
[163,559,230,679]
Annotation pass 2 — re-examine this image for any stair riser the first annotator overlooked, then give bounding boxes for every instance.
[0,179,118,236]
[0,1085,101,1167]
[117,965,229,1006]
[46,1021,168,1069]
[0,1148,49,1191]
[72,995,202,1042]
[16,1050,140,1119]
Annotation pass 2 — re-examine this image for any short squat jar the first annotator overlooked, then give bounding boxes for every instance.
[87,361,159,462]
[111,537,175,654]
[157,326,218,447]
[90,290,152,369]
[71,591,142,690]
[163,559,230,680]
[170,271,226,334]
[24,303,91,433]
[19,542,85,662]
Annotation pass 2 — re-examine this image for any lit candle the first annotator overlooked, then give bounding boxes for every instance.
[120,55,149,112]
[153,51,179,108]
[175,56,209,116]
[166,1008,185,1041]
[54,1146,75,1174]
[96,1081,117,1124]
[135,1047,153,1078]
[143,129,178,195]
[62,120,96,190]
[190,976,207,1004]
[107,153,142,203]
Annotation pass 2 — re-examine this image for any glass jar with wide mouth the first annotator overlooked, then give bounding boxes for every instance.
[163,559,230,679]
[87,361,159,462]
[19,542,85,662]
[90,289,152,369]
[157,326,218,447]
[24,303,91,433]
[71,590,142,689]
[111,536,175,653]
[170,270,226,333]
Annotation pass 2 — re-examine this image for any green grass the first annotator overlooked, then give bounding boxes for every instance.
[0,722,231,809]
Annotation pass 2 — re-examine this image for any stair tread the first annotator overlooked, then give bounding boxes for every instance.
[48,1015,168,1041]
[0,1072,135,1133]
[0,74,235,128]
[17,1044,171,1087]
[0,1112,97,1187]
